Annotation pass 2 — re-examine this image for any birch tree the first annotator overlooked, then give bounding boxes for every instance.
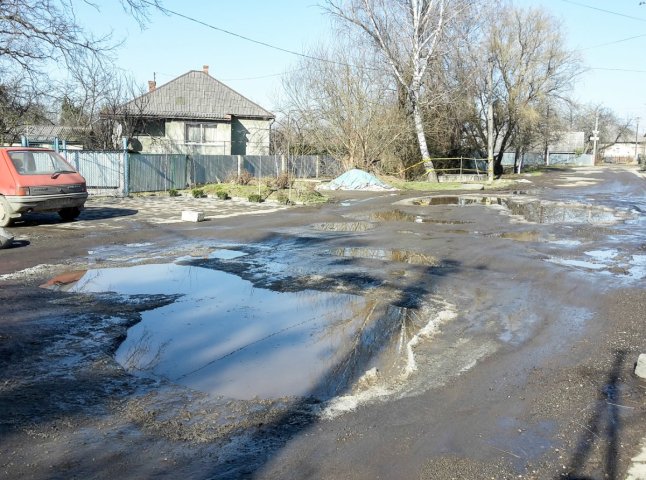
[325,0,473,181]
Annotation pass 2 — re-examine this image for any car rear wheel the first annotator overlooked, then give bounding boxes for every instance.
[59,207,81,221]
[0,198,13,227]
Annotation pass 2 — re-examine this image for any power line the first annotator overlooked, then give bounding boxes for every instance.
[590,67,646,73]
[221,70,302,81]
[561,0,646,23]
[578,32,646,50]
[140,0,377,71]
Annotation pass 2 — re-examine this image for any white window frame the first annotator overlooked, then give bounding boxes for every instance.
[185,122,218,144]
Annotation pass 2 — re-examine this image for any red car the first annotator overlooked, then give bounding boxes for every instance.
[0,147,88,226]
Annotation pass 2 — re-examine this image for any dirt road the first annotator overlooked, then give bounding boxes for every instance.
[1,167,644,479]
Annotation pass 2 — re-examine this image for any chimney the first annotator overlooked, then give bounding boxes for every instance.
[148,80,156,92]
[203,65,209,76]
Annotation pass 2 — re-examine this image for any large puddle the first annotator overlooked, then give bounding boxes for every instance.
[407,196,626,224]
[55,262,419,401]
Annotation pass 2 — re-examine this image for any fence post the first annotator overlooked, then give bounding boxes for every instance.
[237,155,243,178]
[316,155,320,178]
[122,137,130,197]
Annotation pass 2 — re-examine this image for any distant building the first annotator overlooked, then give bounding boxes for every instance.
[18,124,87,149]
[119,65,274,155]
[601,131,644,164]
[502,131,592,168]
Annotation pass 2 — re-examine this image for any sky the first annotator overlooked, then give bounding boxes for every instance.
[78,0,646,133]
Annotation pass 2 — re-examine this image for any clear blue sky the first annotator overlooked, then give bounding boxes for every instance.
[79,1,646,131]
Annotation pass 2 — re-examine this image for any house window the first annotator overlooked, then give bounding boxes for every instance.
[185,123,218,143]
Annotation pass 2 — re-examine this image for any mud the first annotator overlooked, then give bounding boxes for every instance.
[0,166,645,479]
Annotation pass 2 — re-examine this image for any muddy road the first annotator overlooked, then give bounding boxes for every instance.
[1,167,644,479]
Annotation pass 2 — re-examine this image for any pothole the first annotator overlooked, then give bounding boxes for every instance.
[40,262,450,407]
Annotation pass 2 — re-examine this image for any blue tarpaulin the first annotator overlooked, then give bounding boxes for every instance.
[323,169,395,191]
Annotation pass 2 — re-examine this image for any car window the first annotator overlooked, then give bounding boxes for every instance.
[8,151,76,175]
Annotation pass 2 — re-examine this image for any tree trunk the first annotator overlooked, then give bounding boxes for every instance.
[412,98,438,182]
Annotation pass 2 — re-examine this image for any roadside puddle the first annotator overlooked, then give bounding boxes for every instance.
[368,210,471,225]
[328,247,441,266]
[406,195,627,225]
[311,221,375,232]
[40,262,455,404]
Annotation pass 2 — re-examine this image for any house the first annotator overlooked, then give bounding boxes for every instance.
[18,124,87,150]
[501,131,592,169]
[120,66,274,155]
[600,131,644,164]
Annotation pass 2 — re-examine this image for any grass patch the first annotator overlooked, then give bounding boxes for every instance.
[201,179,329,205]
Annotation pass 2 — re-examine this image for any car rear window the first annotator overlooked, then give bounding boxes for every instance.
[9,151,76,175]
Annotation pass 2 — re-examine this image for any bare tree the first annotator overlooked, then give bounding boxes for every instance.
[464,4,582,175]
[0,0,162,77]
[281,44,408,171]
[324,0,475,181]
[0,77,50,144]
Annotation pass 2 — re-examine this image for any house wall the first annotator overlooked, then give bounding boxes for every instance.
[232,118,271,155]
[133,118,271,155]
[602,142,645,159]
[135,120,233,155]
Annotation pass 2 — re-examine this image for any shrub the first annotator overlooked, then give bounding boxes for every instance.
[237,170,253,185]
[274,172,292,190]
[276,192,292,205]
[215,190,230,200]
[247,193,264,203]
[191,188,206,198]
[168,188,179,197]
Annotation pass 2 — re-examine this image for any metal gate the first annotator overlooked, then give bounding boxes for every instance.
[63,150,124,196]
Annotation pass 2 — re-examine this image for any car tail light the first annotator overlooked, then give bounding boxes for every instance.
[16,187,30,196]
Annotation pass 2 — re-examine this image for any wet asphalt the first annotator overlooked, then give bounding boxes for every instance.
[0,166,644,480]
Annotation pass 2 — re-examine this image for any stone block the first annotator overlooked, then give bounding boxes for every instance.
[636,354,646,379]
[0,228,13,249]
[181,211,205,222]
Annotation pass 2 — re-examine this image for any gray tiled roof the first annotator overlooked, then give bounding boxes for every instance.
[20,124,86,142]
[123,70,274,120]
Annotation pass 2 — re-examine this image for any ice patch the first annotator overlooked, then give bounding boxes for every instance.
[628,255,646,280]
[0,264,57,281]
[208,249,248,260]
[549,239,582,247]
[321,303,457,419]
[404,309,456,376]
[584,249,618,262]
[548,258,606,270]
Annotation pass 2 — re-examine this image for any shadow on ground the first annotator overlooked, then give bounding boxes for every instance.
[558,350,627,480]
[11,207,138,226]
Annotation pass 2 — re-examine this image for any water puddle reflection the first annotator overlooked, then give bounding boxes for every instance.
[311,222,375,232]
[369,210,471,225]
[407,196,626,225]
[328,247,440,266]
[44,262,446,404]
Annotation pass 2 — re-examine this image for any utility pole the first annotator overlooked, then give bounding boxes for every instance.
[487,58,494,182]
[591,114,599,164]
[635,117,640,162]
